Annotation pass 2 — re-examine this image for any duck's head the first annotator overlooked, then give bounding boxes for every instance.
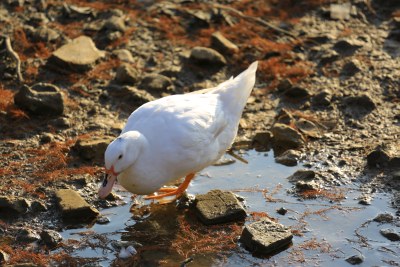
[98,131,145,199]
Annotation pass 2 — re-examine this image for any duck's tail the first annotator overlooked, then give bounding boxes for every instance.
[211,61,258,118]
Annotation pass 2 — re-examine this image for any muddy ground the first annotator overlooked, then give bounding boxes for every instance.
[0,0,399,266]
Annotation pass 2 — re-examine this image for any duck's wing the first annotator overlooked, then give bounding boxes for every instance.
[123,93,233,168]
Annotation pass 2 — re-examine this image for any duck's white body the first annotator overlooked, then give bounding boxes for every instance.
[101,61,257,197]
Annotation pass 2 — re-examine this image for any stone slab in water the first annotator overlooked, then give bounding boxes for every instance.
[55,189,99,222]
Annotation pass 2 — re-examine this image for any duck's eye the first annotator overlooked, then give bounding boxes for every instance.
[118,154,123,159]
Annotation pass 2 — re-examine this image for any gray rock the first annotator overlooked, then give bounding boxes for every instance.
[319,49,339,65]
[276,207,288,215]
[139,73,173,92]
[29,12,49,26]
[113,49,134,63]
[367,146,390,168]
[49,36,105,72]
[40,133,54,143]
[341,59,361,76]
[96,216,111,225]
[272,123,305,149]
[55,189,99,222]
[373,213,394,223]
[346,254,364,265]
[358,195,372,205]
[295,180,320,191]
[342,94,376,118]
[31,200,47,213]
[330,3,351,20]
[17,228,41,243]
[380,228,400,241]
[103,16,126,32]
[73,136,114,161]
[40,230,62,248]
[109,86,156,105]
[287,170,316,181]
[211,31,239,54]
[275,149,301,166]
[194,190,246,225]
[0,196,30,214]
[240,218,293,254]
[14,83,64,116]
[190,46,227,66]
[312,90,331,107]
[32,26,59,42]
[115,64,139,85]
[283,86,310,99]
[277,79,293,92]
[252,131,272,149]
[0,249,9,264]
[333,39,363,56]
[295,118,321,138]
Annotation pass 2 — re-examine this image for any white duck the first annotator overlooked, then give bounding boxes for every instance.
[99,61,258,201]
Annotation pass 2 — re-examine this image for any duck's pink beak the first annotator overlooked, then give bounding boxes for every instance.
[98,166,118,199]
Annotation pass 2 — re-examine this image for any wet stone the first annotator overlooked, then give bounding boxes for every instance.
[55,189,99,222]
[40,230,62,248]
[275,149,301,166]
[287,170,316,181]
[14,83,64,116]
[358,195,372,205]
[96,216,111,225]
[49,36,105,72]
[190,46,227,66]
[380,228,400,241]
[139,73,173,92]
[211,31,239,54]
[373,213,394,223]
[240,218,293,254]
[346,254,364,265]
[252,131,272,149]
[74,136,114,161]
[115,64,140,85]
[272,123,305,150]
[276,207,288,215]
[17,228,41,243]
[194,190,246,225]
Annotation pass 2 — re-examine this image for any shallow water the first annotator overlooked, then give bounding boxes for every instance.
[60,150,400,266]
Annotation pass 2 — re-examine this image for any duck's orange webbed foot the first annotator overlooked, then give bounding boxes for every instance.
[145,173,195,201]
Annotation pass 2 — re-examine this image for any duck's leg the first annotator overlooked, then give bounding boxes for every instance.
[145,173,195,200]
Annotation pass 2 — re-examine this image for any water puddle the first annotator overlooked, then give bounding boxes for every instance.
[59,150,400,266]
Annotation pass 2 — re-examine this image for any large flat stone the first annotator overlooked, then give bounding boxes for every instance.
[55,189,99,222]
[49,36,105,72]
[240,218,293,254]
[194,190,246,225]
[73,136,114,161]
